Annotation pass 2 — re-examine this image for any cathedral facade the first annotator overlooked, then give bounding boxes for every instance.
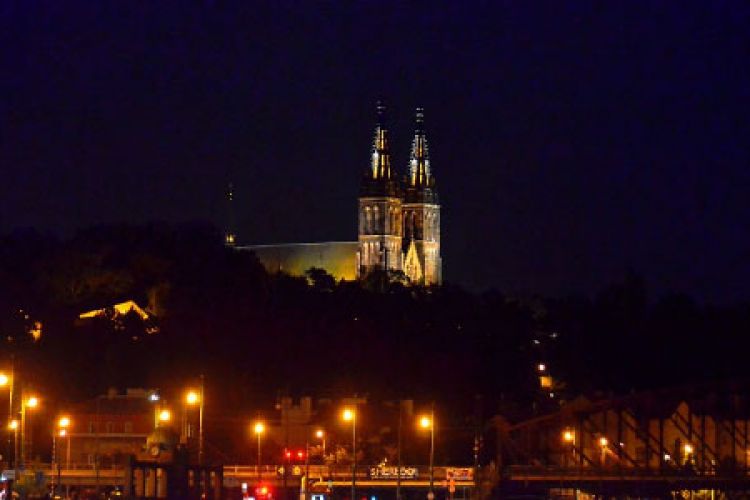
[236,103,442,286]
[357,104,442,285]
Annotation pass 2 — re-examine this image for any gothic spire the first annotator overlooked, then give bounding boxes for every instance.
[409,107,431,188]
[371,100,392,180]
[360,101,399,197]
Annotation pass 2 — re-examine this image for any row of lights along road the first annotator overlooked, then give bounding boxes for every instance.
[562,428,697,464]
[3,372,439,499]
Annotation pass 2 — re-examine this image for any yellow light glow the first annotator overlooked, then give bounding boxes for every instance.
[563,430,574,443]
[599,436,608,447]
[316,429,324,439]
[684,443,694,454]
[159,409,171,422]
[59,429,67,437]
[26,396,39,408]
[186,391,199,405]
[8,420,18,430]
[58,416,71,428]
[0,373,8,386]
[539,375,553,389]
[342,408,355,422]
[79,300,149,320]
[254,422,265,435]
[419,415,432,429]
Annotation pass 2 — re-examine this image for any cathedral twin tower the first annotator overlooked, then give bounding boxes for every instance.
[357,103,442,285]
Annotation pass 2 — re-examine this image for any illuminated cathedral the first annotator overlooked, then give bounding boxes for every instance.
[233,103,442,286]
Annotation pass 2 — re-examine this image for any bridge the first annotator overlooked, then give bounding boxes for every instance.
[493,384,750,497]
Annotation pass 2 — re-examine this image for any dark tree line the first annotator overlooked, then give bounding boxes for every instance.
[1,223,749,425]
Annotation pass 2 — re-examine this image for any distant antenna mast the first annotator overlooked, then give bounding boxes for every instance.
[225,182,237,246]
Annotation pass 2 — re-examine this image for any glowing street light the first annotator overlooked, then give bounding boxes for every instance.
[53,415,72,468]
[341,407,357,500]
[8,418,19,489]
[562,430,575,443]
[254,421,265,477]
[20,394,39,467]
[185,391,199,405]
[418,407,436,498]
[159,409,171,423]
[683,442,694,464]
[184,376,206,465]
[183,388,203,454]
[598,436,608,465]
[0,373,8,386]
[315,429,326,459]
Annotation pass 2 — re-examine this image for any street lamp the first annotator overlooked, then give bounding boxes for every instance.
[683,443,694,465]
[315,429,326,461]
[0,371,12,470]
[342,407,357,500]
[8,419,18,464]
[158,409,171,424]
[184,377,205,464]
[184,388,203,459]
[9,419,18,496]
[53,417,70,498]
[253,421,265,477]
[53,416,71,464]
[598,436,608,465]
[20,394,39,467]
[418,408,435,499]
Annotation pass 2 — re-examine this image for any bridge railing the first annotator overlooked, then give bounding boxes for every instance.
[506,464,750,478]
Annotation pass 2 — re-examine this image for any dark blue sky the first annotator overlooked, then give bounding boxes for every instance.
[1,2,748,302]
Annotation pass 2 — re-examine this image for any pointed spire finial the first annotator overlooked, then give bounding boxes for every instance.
[376,100,386,128]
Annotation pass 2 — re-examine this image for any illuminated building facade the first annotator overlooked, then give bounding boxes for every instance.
[357,104,442,285]
[237,103,442,286]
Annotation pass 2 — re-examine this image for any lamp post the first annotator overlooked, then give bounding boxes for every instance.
[562,428,575,468]
[53,428,67,496]
[419,407,435,499]
[254,421,265,479]
[598,436,608,465]
[342,407,356,500]
[199,375,204,465]
[0,370,13,465]
[185,389,201,456]
[396,403,402,500]
[8,419,18,495]
[20,394,39,467]
[158,408,171,427]
[315,429,326,461]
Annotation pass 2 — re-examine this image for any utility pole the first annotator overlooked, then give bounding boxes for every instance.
[198,374,204,465]
[396,400,402,500]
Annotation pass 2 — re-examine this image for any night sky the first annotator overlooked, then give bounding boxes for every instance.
[1,2,748,302]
